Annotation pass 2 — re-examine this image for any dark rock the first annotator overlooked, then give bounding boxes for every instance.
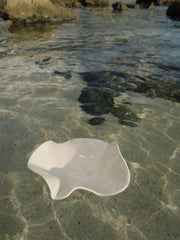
[78,87,114,115]
[136,0,175,7]
[127,4,134,8]
[80,71,180,103]
[83,0,110,7]
[127,3,142,8]
[134,0,155,8]
[78,67,180,127]
[0,0,8,20]
[78,87,140,127]
[155,0,174,6]
[167,1,180,20]
[53,70,72,79]
[0,11,9,20]
[112,2,128,11]
[127,4,135,8]
[78,72,142,127]
[51,0,110,7]
[111,106,140,127]
[88,117,105,125]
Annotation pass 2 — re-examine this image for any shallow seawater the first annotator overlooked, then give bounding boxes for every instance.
[0,6,180,240]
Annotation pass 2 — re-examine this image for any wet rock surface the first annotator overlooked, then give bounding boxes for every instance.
[166,1,180,20]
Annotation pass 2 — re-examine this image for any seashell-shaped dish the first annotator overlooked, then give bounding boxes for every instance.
[28,138,130,200]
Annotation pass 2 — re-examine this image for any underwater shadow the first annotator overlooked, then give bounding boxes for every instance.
[78,70,180,126]
[78,87,140,127]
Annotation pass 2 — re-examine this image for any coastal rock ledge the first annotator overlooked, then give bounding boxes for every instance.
[6,0,76,24]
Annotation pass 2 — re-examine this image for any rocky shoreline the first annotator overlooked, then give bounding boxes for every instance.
[112,0,180,20]
[0,0,179,25]
[0,0,110,24]
[4,0,78,24]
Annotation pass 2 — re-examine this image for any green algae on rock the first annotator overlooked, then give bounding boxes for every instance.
[6,0,76,24]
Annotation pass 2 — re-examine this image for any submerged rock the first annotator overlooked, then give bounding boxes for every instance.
[167,1,180,20]
[6,0,76,24]
[80,71,180,102]
[88,117,105,125]
[78,76,141,127]
[78,70,180,125]
[78,88,114,116]
[111,106,140,127]
[78,87,140,127]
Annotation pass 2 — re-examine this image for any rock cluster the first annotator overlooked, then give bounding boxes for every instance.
[6,0,76,24]
[1,0,110,24]
[77,70,180,126]
[112,0,178,10]
[112,0,180,20]
[51,0,110,8]
[112,1,155,10]
[135,0,175,8]
[78,71,142,127]
[78,87,140,127]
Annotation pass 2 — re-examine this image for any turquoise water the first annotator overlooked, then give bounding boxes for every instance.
[0,6,180,240]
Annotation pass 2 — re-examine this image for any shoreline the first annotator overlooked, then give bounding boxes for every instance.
[0,0,179,25]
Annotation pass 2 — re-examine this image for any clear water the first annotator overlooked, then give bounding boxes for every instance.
[0,6,180,240]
